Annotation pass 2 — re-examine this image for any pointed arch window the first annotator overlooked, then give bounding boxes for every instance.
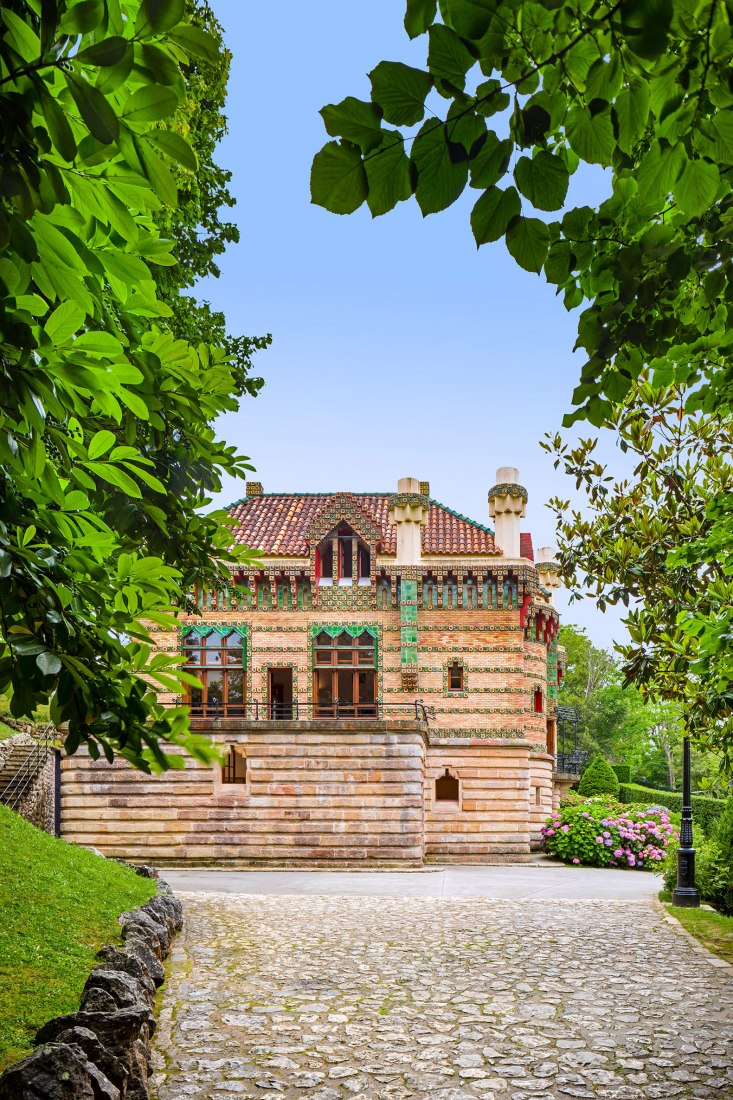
[183,629,245,717]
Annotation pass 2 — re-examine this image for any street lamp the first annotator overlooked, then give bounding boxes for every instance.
[672,734,700,908]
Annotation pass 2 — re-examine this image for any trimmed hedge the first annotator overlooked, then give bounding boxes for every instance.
[619,783,725,835]
[578,755,620,798]
[612,764,631,784]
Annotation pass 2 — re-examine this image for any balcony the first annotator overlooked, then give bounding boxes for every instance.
[183,699,432,726]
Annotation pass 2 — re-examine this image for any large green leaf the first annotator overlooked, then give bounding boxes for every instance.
[166,23,219,63]
[514,151,569,211]
[404,0,437,37]
[614,79,650,154]
[427,24,474,89]
[441,0,494,40]
[365,137,413,216]
[64,74,119,144]
[76,36,128,67]
[320,98,384,154]
[470,185,520,246]
[505,215,550,273]
[411,121,468,214]
[39,90,77,163]
[122,85,179,123]
[565,105,615,165]
[44,301,85,344]
[369,61,432,126]
[144,129,198,171]
[673,158,720,217]
[135,0,186,36]
[469,132,511,188]
[311,141,368,214]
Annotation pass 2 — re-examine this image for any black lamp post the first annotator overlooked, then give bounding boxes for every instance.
[672,734,700,908]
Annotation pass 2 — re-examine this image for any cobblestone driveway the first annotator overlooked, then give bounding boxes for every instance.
[151,893,733,1100]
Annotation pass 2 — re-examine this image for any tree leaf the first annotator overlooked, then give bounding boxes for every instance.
[76,36,129,67]
[88,429,116,460]
[37,651,62,676]
[64,73,119,144]
[144,129,198,170]
[311,141,368,214]
[441,0,494,40]
[427,24,474,90]
[673,158,720,217]
[45,301,85,344]
[615,79,650,154]
[135,0,186,37]
[470,184,521,245]
[505,215,550,272]
[411,120,468,214]
[369,61,432,126]
[514,151,569,211]
[365,136,413,216]
[59,0,104,34]
[469,132,511,188]
[565,104,615,165]
[39,90,77,163]
[404,0,437,38]
[166,23,219,63]
[320,97,384,154]
[121,85,179,123]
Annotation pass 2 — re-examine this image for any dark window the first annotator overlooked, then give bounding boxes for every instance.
[448,662,464,692]
[436,768,459,802]
[313,630,377,718]
[534,688,543,714]
[184,630,245,718]
[222,747,246,784]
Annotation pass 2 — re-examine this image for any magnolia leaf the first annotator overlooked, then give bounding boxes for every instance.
[321,97,384,154]
[76,36,128,67]
[135,0,186,36]
[45,301,85,344]
[88,430,116,460]
[122,85,179,123]
[36,651,62,676]
[514,151,569,211]
[59,0,105,34]
[364,136,413,216]
[166,23,219,62]
[505,215,550,273]
[369,61,432,126]
[39,90,77,163]
[144,129,198,170]
[470,184,521,245]
[311,141,368,214]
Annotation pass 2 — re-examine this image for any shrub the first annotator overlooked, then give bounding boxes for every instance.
[578,755,620,798]
[541,799,677,869]
[711,794,733,915]
[662,833,730,907]
[559,789,587,808]
[619,783,725,835]
[612,764,631,784]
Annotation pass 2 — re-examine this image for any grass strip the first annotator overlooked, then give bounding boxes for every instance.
[0,805,156,1071]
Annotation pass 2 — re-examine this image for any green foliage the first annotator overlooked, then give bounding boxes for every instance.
[662,831,731,914]
[542,798,675,869]
[710,794,733,915]
[0,805,155,1070]
[578,754,620,798]
[546,386,733,767]
[312,0,733,765]
[619,784,725,837]
[612,764,631,784]
[0,0,265,769]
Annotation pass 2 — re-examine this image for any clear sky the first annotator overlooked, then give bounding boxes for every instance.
[200,0,627,650]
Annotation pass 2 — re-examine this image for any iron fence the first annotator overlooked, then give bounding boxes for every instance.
[183,699,433,725]
[0,724,57,813]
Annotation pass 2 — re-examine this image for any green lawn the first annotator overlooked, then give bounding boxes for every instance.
[662,896,733,966]
[0,805,156,1071]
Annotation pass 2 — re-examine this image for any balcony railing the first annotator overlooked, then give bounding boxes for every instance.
[556,749,590,775]
[185,699,432,725]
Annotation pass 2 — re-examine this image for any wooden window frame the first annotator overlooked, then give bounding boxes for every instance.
[183,629,246,718]
[313,630,377,718]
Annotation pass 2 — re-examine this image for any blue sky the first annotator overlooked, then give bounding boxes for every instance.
[200,0,626,650]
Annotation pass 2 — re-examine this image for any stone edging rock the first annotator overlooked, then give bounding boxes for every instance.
[653,894,733,971]
[0,868,182,1100]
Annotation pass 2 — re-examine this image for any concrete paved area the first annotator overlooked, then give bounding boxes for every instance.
[151,890,733,1099]
[162,863,663,901]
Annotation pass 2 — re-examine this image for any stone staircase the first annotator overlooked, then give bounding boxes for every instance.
[0,727,56,814]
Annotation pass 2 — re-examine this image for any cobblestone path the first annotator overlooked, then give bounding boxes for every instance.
[151,892,733,1100]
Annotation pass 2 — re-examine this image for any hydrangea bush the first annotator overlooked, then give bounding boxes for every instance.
[541,799,677,870]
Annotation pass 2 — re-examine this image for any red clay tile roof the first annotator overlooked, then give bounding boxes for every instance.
[227,493,532,558]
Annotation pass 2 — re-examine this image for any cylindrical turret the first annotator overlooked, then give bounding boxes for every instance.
[388,476,429,565]
[488,467,527,559]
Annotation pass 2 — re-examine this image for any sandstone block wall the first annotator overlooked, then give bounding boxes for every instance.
[61,724,427,866]
[424,740,533,862]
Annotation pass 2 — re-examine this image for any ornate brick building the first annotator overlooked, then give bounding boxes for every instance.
[61,468,566,866]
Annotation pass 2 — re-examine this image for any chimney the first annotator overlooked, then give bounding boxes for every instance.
[488,467,527,559]
[536,546,561,605]
[246,482,263,497]
[388,477,429,565]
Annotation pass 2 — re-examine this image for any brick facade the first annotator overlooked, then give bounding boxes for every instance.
[60,473,565,865]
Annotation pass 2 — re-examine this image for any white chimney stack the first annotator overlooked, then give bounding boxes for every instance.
[488,467,527,559]
[536,546,561,604]
[389,477,429,565]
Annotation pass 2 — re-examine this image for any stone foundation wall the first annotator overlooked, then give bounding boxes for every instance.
[424,740,533,862]
[61,723,427,866]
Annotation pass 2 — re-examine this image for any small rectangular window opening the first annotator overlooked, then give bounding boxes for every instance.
[222,747,246,784]
[448,663,463,691]
[535,786,542,807]
[436,768,460,802]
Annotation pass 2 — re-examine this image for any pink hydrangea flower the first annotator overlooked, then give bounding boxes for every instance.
[572,858,580,864]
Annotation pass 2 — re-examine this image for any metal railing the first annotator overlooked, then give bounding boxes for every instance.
[555,749,590,776]
[0,724,57,813]
[184,699,432,725]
